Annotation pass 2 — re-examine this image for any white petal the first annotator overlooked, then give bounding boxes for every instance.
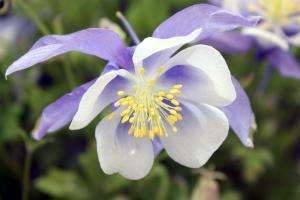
[160,102,229,168]
[288,33,300,47]
[69,69,134,130]
[95,115,154,180]
[222,0,253,14]
[160,44,236,106]
[242,27,289,50]
[133,28,202,68]
[222,0,243,13]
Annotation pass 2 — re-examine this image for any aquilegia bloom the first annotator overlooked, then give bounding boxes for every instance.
[6,4,256,179]
[208,0,300,80]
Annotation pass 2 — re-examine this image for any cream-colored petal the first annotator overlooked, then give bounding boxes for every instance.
[158,44,236,106]
[70,69,134,130]
[133,28,202,68]
[242,27,289,50]
[288,33,300,47]
[222,0,258,15]
[161,102,229,168]
[95,115,154,180]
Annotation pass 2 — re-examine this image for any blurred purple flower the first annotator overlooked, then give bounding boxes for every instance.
[208,0,300,80]
[0,16,33,57]
[6,4,256,179]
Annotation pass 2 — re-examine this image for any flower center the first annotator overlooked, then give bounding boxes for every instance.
[109,67,183,140]
[249,0,300,26]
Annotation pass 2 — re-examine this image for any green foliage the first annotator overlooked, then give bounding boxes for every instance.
[0,0,300,200]
[0,104,23,141]
[34,144,130,200]
[130,164,170,200]
[35,168,90,199]
[126,0,169,37]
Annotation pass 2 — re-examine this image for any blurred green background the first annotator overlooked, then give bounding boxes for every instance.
[1,0,300,199]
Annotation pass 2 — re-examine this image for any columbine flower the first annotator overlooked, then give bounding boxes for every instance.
[208,0,300,80]
[6,4,256,179]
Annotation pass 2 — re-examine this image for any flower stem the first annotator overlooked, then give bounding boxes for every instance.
[22,148,33,200]
[116,11,140,45]
[14,0,50,35]
[62,57,76,89]
[0,144,21,181]
[20,132,48,200]
[257,64,273,95]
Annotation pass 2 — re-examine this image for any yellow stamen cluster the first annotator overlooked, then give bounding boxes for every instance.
[111,79,184,140]
[249,0,300,26]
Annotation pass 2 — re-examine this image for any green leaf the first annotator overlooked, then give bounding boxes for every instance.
[0,105,23,141]
[34,168,90,200]
[167,176,189,200]
[221,190,242,200]
[131,163,170,200]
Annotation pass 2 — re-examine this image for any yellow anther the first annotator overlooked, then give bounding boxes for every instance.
[155,97,163,102]
[171,99,180,106]
[147,79,156,87]
[140,128,147,137]
[132,104,137,110]
[252,0,300,27]
[170,109,177,115]
[150,111,155,116]
[175,106,182,111]
[172,126,178,133]
[149,131,155,140]
[121,115,130,123]
[157,129,163,136]
[121,108,131,116]
[139,67,145,76]
[173,84,183,89]
[113,75,184,140]
[121,100,129,106]
[114,99,123,107]
[108,112,116,120]
[169,89,180,95]
[166,94,174,99]
[158,67,164,74]
[167,116,175,124]
[128,100,134,105]
[177,113,183,121]
[129,117,135,123]
[134,129,139,137]
[117,90,125,96]
[127,96,133,100]
[128,126,134,134]
[171,115,178,121]
[158,91,165,96]
[150,108,155,115]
